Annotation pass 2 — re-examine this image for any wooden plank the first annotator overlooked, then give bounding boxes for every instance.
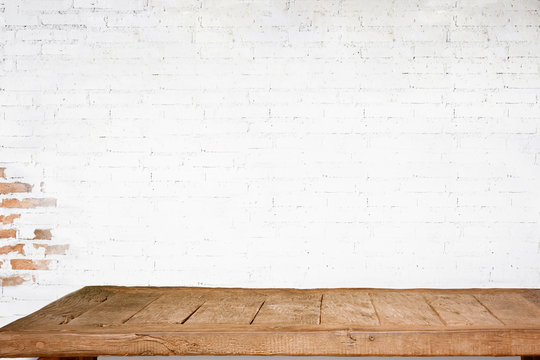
[475,292,540,327]
[66,291,160,327]
[370,291,443,326]
[126,291,206,325]
[521,290,540,308]
[321,291,379,326]
[252,292,321,325]
[0,287,539,357]
[38,357,96,360]
[425,293,503,327]
[186,291,265,325]
[1,328,539,357]
[2,287,115,330]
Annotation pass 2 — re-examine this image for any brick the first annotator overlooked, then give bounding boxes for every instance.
[74,0,147,10]
[18,0,73,11]
[40,14,83,25]
[0,182,33,194]
[3,13,39,26]
[33,229,53,240]
[0,229,17,239]
[0,214,21,225]
[0,244,25,255]
[10,259,51,271]
[449,28,489,42]
[2,43,41,56]
[0,198,57,209]
[1,276,29,287]
[33,244,69,255]
[106,13,159,27]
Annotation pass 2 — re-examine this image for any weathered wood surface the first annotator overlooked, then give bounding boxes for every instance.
[0,287,539,357]
[38,357,96,360]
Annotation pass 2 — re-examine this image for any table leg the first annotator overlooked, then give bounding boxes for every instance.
[522,357,540,360]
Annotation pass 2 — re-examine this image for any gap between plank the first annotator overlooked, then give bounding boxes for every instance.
[368,292,382,326]
[318,294,324,325]
[122,295,163,324]
[471,294,506,326]
[250,299,266,325]
[60,293,112,325]
[422,295,447,326]
[181,301,206,324]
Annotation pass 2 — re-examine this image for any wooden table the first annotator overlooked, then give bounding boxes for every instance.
[0,286,539,360]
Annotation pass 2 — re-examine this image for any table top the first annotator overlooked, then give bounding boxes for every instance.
[1,286,539,357]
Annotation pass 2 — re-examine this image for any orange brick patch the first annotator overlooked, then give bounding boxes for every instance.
[0,198,57,208]
[33,244,69,255]
[10,259,51,270]
[0,229,17,239]
[1,275,31,286]
[0,244,25,255]
[33,229,52,240]
[0,168,61,288]
[0,214,21,225]
[0,182,33,194]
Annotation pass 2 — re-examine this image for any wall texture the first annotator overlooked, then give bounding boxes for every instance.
[1,0,540,326]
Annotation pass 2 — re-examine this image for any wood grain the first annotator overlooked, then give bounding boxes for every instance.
[321,291,379,326]
[2,286,114,330]
[38,357,96,360]
[252,292,321,325]
[0,286,539,357]
[522,290,540,308]
[126,292,206,325]
[370,291,443,326]
[66,291,160,326]
[185,290,265,325]
[475,292,540,327]
[425,293,503,327]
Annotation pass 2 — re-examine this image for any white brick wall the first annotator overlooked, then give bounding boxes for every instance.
[1,0,540,332]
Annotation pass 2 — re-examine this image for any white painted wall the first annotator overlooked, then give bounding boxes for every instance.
[1,0,539,347]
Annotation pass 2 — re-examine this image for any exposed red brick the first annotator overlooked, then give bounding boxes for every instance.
[0,168,5,178]
[10,259,50,270]
[0,182,33,194]
[0,244,25,255]
[0,198,56,208]
[33,244,69,255]
[0,214,21,225]
[33,229,52,240]
[0,229,16,238]
[1,275,29,286]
